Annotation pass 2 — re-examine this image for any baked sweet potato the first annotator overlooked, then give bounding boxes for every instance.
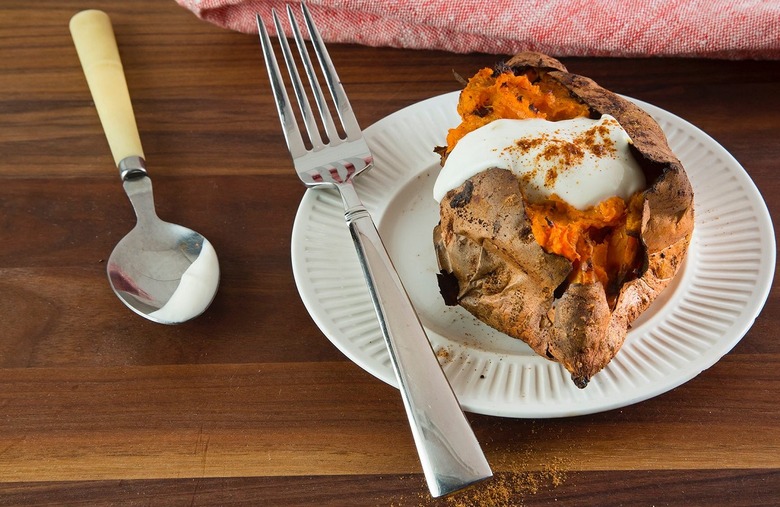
[433,52,694,388]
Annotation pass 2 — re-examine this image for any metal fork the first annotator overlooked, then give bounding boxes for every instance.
[257,4,491,498]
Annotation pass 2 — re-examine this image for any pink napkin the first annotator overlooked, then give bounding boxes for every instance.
[176,0,780,59]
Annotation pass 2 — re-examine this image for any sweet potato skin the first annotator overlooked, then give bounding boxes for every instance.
[434,168,571,357]
[434,52,694,387]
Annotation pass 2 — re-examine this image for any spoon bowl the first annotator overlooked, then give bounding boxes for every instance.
[71,10,219,324]
[106,169,219,324]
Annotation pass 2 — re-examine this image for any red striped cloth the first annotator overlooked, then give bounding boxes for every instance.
[176,0,780,59]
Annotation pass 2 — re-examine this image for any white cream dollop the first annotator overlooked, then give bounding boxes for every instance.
[148,238,219,324]
[433,115,646,209]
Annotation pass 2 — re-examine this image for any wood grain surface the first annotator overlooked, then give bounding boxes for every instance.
[1,1,779,505]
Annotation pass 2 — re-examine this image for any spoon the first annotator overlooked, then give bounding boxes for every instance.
[70,10,219,324]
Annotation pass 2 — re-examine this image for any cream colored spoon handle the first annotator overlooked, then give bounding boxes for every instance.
[70,9,144,166]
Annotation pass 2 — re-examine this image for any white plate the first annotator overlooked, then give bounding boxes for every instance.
[290,91,775,418]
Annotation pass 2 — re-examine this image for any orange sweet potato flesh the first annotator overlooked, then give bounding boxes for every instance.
[526,192,644,300]
[433,52,694,388]
[445,67,591,151]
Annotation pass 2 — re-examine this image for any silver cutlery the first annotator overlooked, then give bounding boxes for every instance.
[70,10,220,324]
[256,3,492,497]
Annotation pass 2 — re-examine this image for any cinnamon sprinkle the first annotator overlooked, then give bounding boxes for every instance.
[501,118,619,194]
[440,456,568,507]
[387,443,569,506]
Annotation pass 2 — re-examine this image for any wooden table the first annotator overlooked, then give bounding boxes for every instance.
[1,1,778,505]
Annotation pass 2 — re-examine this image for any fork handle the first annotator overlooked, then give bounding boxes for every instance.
[339,182,492,497]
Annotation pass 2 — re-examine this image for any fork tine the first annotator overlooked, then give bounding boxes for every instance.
[256,14,308,158]
[270,8,325,151]
[286,5,341,145]
[300,2,363,140]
